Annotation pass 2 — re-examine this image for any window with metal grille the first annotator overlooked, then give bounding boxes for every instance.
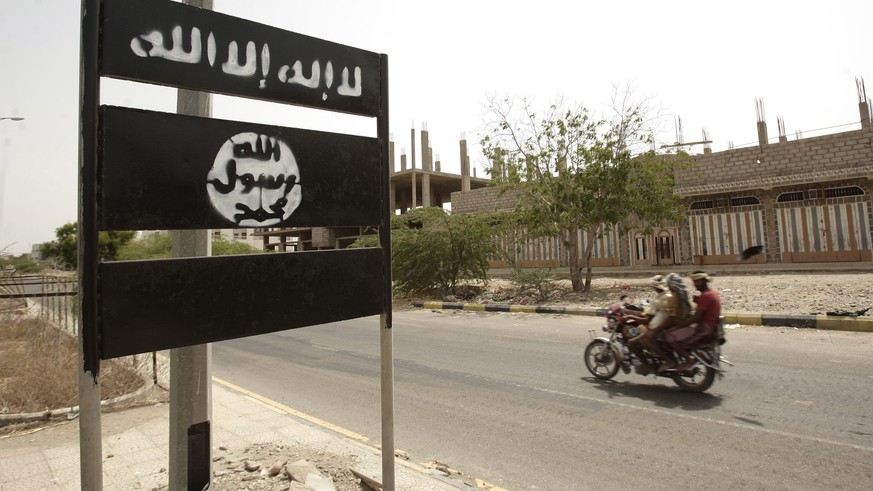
[690,200,714,210]
[776,191,804,202]
[730,196,760,206]
[824,186,864,198]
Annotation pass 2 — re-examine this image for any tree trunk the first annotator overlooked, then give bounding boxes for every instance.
[583,228,596,292]
[567,228,584,292]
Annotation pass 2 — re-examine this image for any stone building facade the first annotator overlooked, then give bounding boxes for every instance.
[452,99,873,268]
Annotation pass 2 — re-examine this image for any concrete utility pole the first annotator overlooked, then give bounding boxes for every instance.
[169,4,213,491]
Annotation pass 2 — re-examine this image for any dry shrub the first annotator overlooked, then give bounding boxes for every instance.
[0,315,146,414]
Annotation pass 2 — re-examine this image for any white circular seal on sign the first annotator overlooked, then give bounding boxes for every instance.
[207,133,302,226]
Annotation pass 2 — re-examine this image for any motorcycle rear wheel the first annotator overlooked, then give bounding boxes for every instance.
[584,340,621,380]
[671,365,716,392]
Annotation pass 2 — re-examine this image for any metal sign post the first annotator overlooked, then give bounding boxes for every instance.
[77,0,102,487]
[378,54,395,490]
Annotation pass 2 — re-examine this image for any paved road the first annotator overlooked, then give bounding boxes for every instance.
[213,310,873,490]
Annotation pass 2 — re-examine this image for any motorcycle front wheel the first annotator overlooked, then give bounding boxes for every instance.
[672,365,716,392]
[584,340,621,380]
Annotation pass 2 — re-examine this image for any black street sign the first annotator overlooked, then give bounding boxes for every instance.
[101,0,380,115]
[100,106,382,231]
[99,248,384,359]
[82,0,390,368]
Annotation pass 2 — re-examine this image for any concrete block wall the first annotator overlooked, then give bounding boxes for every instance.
[451,186,518,213]
[676,129,873,189]
[311,227,335,248]
[452,124,873,267]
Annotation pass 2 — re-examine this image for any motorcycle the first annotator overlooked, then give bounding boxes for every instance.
[583,302,732,392]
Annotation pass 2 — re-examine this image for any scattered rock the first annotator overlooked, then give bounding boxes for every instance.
[350,468,382,490]
[244,460,262,472]
[304,472,336,491]
[269,462,284,477]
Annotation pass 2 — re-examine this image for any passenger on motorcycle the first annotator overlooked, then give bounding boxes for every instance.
[624,275,688,374]
[645,273,694,372]
[665,271,722,371]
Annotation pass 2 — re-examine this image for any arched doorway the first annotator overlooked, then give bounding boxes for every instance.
[631,229,677,266]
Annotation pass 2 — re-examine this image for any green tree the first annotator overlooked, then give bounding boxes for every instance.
[212,236,262,256]
[40,222,137,269]
[0,253,45,274]
[394,208,508,294]
[100,230,137,260]
[40,222,78,270]
[481,89,686,292]
[117,233,172,260]
[352,208,508,295]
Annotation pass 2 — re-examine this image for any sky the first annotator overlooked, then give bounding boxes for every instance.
[1,0,871,256]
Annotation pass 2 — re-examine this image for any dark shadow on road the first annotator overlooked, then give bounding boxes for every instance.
[733,416,764,426]
[582,376,724,411]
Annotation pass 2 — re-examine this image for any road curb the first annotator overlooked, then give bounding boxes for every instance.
[410,301,873,333]
[0,383,159,428]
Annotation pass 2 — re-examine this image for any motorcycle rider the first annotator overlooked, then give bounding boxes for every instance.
[624,275,669,375]
[665,270,722,371]
[647,273,694,372]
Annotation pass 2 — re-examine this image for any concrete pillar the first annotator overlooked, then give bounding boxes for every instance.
[460,136,470,191]
[389,140,395,173]
[435,154,441,172]
[422,173,431,207]
[400,151,406,171]
[860,100,871,130]
[170,8,213,486]
[389,178,396,212]
[410,126,416,170]
[411,170,417,208]
[420,124,431,171]
[760,190,780,263]
[757,121,769,147]
[169,228,212,491]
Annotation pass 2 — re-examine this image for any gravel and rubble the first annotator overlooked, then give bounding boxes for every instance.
[202,443,362,491]
[426,272,873,317]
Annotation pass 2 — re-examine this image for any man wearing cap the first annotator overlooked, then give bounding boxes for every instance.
[665,270,722,371]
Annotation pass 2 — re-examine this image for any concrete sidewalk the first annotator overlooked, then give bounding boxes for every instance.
[0,381,464,491]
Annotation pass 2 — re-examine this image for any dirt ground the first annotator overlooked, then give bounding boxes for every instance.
[428,271,873,316]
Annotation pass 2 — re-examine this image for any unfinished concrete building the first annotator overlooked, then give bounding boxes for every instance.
[254,123,490,251]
